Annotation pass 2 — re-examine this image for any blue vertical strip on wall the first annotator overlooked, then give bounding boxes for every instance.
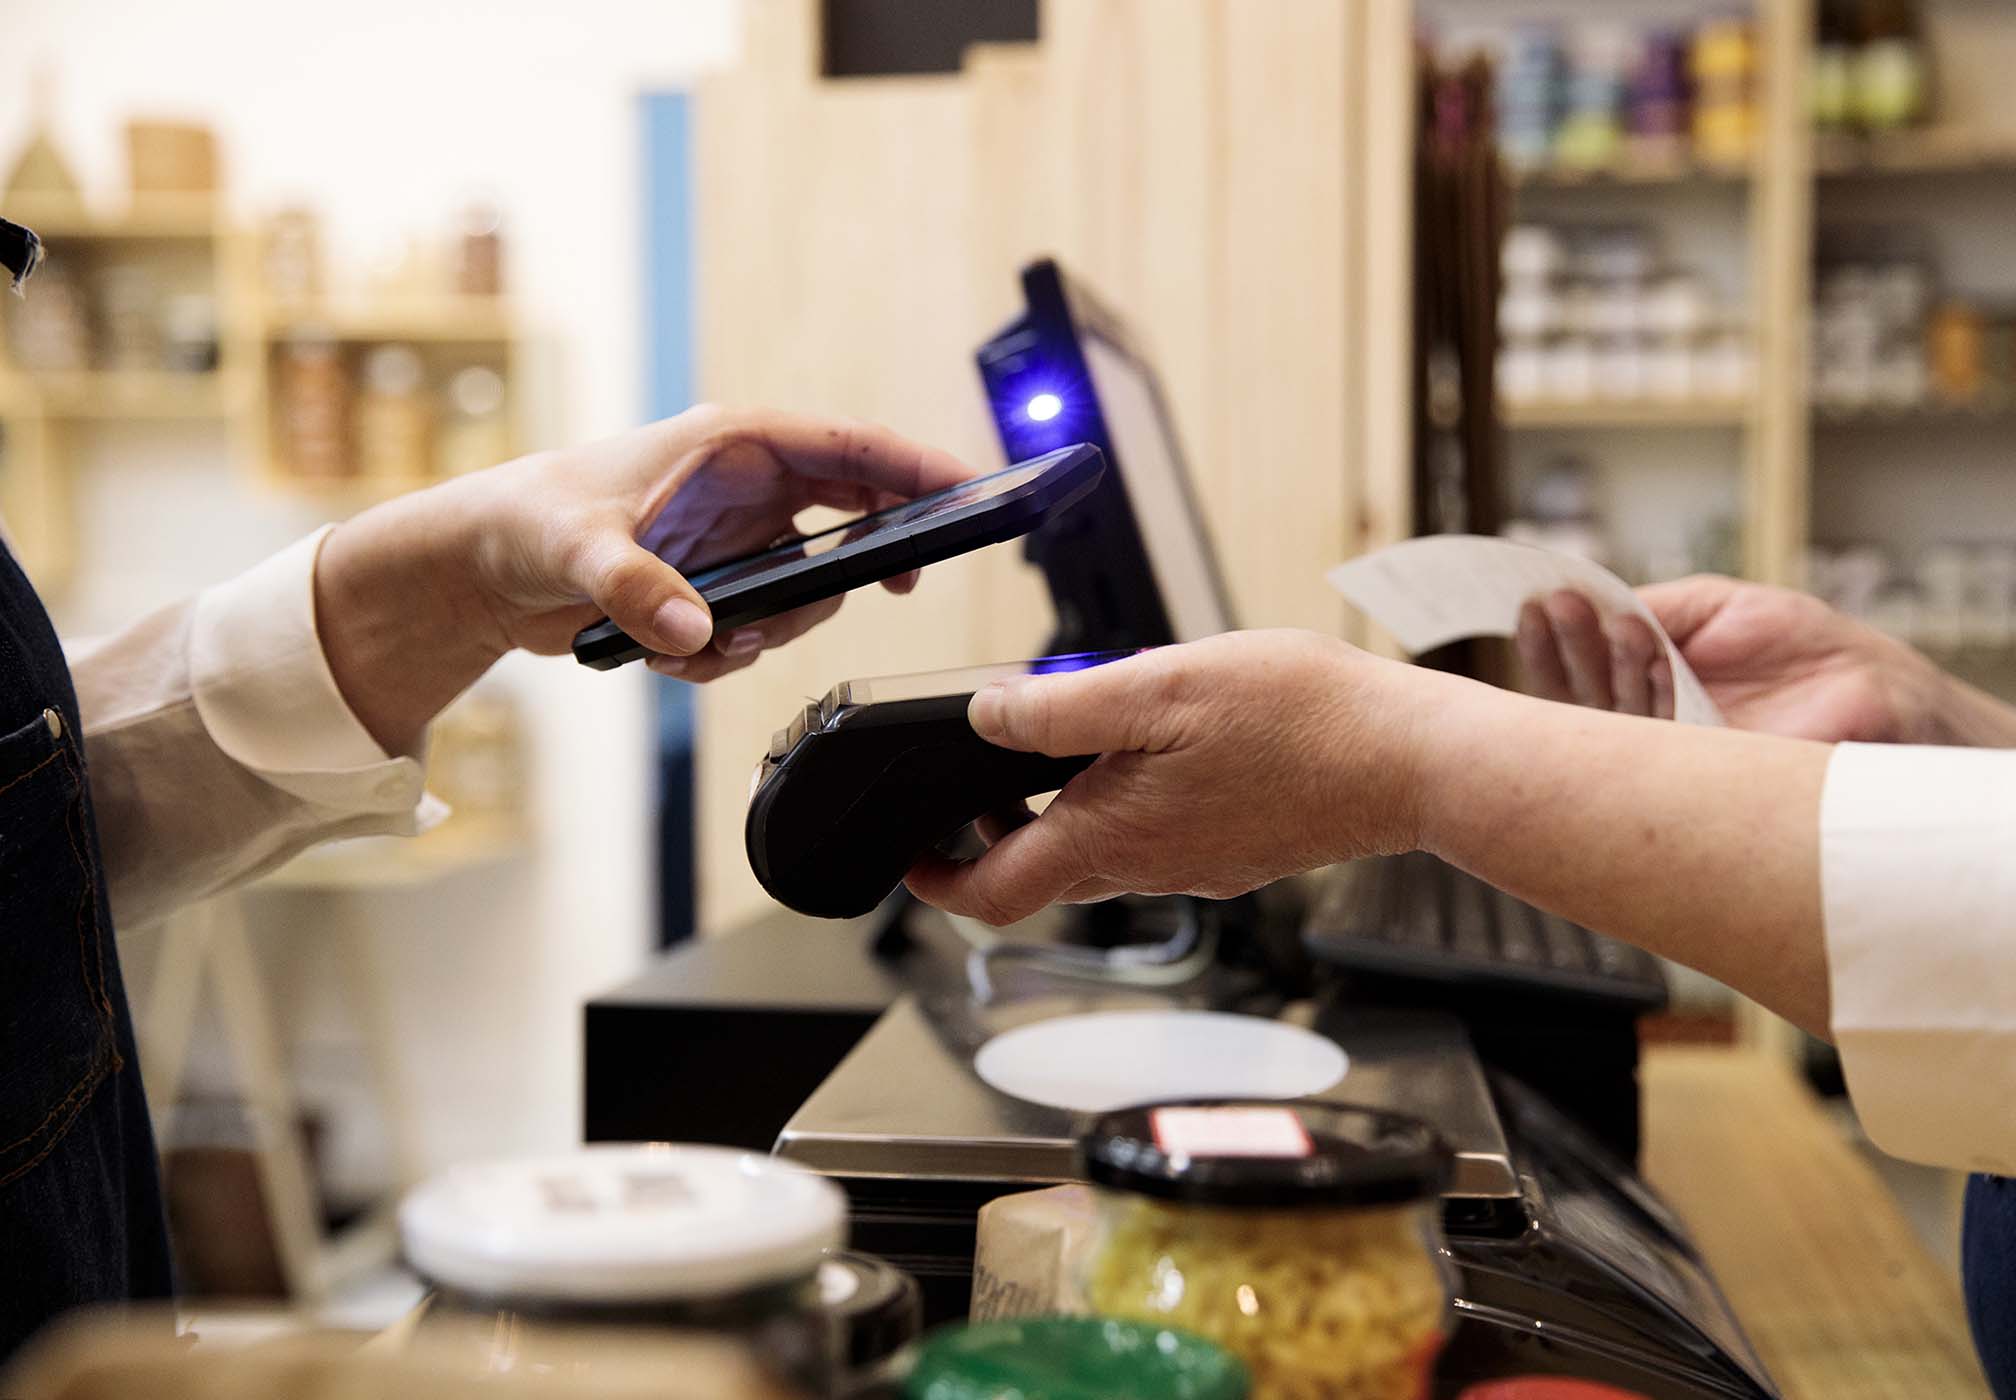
[643,90,697,946]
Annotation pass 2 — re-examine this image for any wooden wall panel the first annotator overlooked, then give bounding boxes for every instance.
[691,0,1409,929]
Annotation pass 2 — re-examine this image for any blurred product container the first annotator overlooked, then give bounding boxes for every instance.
[355,344,432,480]
[277,333,352,479]
[457,201,504,297]
[1499,222,1747,407]
[439,365,511,477]
[263,208,323,306]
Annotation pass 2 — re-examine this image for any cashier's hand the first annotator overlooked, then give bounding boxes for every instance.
[904,631,1438,925]
[316,406,973,753]
[1514,576,2016,747]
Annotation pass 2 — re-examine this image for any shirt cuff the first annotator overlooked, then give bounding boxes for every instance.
[190,526,442,827]
[1823,741,2016,1174]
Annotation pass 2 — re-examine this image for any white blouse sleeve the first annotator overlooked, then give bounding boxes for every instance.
[66,527,444,929]
[1822,741,2016,1174]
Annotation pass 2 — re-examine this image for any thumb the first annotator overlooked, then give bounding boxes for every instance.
[967,653,1171,756]
[1637,574,1739,648]
[576,530,715,656]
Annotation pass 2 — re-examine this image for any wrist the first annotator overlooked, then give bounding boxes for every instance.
[315,485,507,755]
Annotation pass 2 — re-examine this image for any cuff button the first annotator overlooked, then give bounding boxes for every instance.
[42,708,62,740]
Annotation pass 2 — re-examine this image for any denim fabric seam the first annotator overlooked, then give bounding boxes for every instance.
[0,735,122,1187]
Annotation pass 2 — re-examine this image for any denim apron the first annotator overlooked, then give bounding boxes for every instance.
[0,537,172,1360]
[1965,1175,2016,1397]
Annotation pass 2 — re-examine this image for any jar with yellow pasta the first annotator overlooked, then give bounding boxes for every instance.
[1078,1101,1454,1400]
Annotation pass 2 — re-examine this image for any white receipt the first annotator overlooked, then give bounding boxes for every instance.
[1327,535,1723,727]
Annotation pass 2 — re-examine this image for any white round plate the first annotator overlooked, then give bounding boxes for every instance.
[972,1009,1347,1114]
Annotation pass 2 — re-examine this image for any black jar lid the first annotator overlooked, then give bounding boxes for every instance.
[1078,1100,1452,1209]
[817,1249,922,1372]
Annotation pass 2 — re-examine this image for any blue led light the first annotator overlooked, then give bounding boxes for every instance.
[1025,392,1063,423]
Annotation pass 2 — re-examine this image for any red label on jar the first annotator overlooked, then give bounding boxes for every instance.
[1150,1106,1314,1158]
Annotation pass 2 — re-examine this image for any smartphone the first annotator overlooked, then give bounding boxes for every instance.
[571,443,1106,669]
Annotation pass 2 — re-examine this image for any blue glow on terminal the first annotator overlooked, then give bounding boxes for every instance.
[1025,391,1063,423]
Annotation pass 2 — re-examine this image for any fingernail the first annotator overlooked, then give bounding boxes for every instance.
[652,598,713,654]
[648,656,688,678]
[722,629,763,657]
[969,682,1007,739]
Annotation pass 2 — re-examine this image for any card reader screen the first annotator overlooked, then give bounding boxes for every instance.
[687,455,1061,593]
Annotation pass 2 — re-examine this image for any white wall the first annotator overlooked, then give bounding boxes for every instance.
[0,0,741,1181]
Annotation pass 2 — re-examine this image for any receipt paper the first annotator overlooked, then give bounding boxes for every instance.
[1327,535,1723,727]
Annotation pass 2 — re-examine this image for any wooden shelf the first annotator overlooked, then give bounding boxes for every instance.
[1815,126,2016,179]
[1505,396,1754,429]
[1814,401,2016,427]
[263,298,513,344]
[257,814,526,891]
[1511,156,1754,190]
[2,194,224,240]
[20,369,238,419]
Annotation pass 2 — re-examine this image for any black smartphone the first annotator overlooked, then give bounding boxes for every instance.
[571,443,1106,670]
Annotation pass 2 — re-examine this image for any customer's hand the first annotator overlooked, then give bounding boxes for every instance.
[904,631,1442,925]
[316,406,973,752]
[1514,576,2016,746]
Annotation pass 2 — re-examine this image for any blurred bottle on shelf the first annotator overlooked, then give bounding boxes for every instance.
[7,259,91,372]
[277,334,352,479]
[1926,301,1986,408]
[262,208,323,307]
[1496,26,1563,173]
[1813,230,1936,412]
[1810,541,2016,651]
[1689,18,1759,167]
[428,688,525,824]
[456,202,504,297]
[1553,26,1631,171]
[1813,0,1859,134]
[96,265,163,372]
[1627,29,1691,166]
[1502,455,1610,566]
[1498,221,1746,407]
[161,293,220,374]
[355,345,432,481]
[438,366,510,477]
[1853,0,1930,132]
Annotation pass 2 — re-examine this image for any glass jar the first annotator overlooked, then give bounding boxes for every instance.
[399,1143,848,1394]
[818,1249,922,1396]
[1077,1101,1454,1400]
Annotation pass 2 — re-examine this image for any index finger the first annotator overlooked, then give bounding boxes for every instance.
[743,411,976,499]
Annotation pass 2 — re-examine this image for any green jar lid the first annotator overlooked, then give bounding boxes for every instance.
[905,1316,1247,1400]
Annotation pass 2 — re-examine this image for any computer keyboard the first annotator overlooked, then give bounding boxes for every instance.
[1303,852,1668,1012]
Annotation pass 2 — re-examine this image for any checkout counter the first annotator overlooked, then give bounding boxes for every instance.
[584,262,1988,1398]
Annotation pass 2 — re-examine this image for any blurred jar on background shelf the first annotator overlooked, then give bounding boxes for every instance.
[438,365,510,476]
[1502,455,1611,567]
[96,264,163,373]
[1815,0,1931,136]
[1814,228,2016,414]
[161,292,220,374]
[1690,18,1760,167]
[456,201,504,298]
[6,258,90,371]
[1498,222,1748,407]
[276,333,352,479]
[355,344,432,481]
[1809,541,2016,650]
[1481,17,1755,176]
[262,207,323,307]
[428,687,525,824]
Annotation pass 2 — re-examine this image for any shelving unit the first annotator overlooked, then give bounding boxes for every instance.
[0,197,521,586]
[1505,396,1755,429]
